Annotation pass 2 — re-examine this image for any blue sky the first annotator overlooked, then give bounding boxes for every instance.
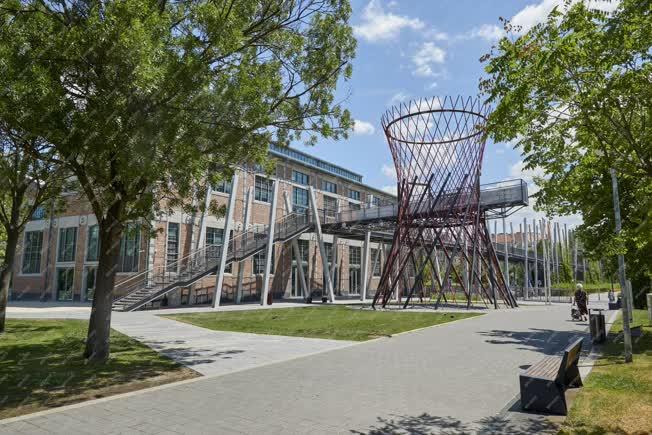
[297,0,618,229]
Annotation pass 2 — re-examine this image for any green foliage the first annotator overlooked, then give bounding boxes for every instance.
[166,306,480,341]
[481,0,652,296]
[0,0,356,225]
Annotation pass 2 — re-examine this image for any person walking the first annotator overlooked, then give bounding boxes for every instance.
[574,283,589,321]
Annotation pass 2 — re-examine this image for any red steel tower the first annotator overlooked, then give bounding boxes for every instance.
[372,96,517,309]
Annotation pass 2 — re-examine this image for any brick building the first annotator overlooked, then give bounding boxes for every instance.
[10,145,394,306]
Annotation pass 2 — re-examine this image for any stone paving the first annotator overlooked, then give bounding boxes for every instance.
[2,299,614,434]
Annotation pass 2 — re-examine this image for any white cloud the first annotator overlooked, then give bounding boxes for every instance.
[353,0,425,42]
[467,24,504,42]
[388,91,410,106]
[509,160,546,184]
[353,119,375,135]
[382,185,398,195]
[426,81,438,90]
[511,0,619,33]
[381,163,397,180]
[411,42,446,77]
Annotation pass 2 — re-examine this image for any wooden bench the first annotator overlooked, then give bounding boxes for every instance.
[519,338,583,415]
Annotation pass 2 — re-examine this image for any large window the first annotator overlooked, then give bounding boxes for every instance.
[57,227,77,263]
[293,187,309,212]
[348,201,361,210]
[370,248,381,276]
[370,195,381,206]
[166,222,179,270]
[323,195,338,212]
[349,246,361,266]
[86,225,100,262]
[297,239,310,263]
[348,189,361,201]
[253,249,275,274]
[206,227,232,273]
[349,246,361,294]
[254,176,274,203]
[292,170,310,186]
[322,180,337,194]
[118,224,140,272]
[31,206,46,220]
[22,231,43,274]
[212,179,232,194]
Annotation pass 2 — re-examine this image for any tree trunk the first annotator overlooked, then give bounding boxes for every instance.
[83,212,124,362]
[0,229,19,334]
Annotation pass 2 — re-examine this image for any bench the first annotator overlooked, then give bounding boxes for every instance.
[519,338,583,415]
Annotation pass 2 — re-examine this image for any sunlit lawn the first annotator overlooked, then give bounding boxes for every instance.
[561,309,652,434]
[164,306,481,341]
[0,319,198,419]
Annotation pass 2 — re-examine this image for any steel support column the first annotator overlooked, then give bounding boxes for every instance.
[213,173,238,308]
[235,186,253,304]
[308,187,335,302]
[361,231,371,301]
[283,191,308,301]
[261,181,279,306]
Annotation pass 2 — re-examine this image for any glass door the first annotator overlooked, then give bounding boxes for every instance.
[56,268,75,301]
[291,264,308,297]
[349,268,360,295]
[83,266,97,301]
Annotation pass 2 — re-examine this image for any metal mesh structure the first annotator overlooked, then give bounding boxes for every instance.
[372,96,517,309]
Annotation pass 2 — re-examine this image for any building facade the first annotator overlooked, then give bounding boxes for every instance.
[10,145,394,306]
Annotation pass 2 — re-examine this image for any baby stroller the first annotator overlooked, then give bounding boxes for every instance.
[571,304,583,321]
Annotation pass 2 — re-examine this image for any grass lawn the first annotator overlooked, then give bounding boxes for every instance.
[0,319,198,419]
[561,309,652,434]
[164,306,481,341]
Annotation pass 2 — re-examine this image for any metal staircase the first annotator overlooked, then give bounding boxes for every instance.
[112,211,313,311]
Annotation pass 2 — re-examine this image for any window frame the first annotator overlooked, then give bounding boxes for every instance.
[57,227,77,263]
[292,170,310,186]
[254,175,274,203]
[21,230,43,274]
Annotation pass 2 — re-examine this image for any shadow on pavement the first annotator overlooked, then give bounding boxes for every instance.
[141,339,246,366]
[350,411,559,435]
[477,328,588,356]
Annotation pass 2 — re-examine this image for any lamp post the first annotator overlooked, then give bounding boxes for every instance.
[610,168,632,363]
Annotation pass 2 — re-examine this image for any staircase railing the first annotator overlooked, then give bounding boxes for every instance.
[112,210,315,307]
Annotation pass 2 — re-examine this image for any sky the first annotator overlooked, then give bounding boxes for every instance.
[296,0,616,231]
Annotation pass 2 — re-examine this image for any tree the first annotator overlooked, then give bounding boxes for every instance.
[480,0,651,306]
[0,0,355,361]
[0,126,65,333]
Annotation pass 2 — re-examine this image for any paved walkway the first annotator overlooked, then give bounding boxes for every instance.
[7,305,355,377]
[2,300,612,434]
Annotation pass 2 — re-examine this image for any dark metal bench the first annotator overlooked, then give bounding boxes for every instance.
[519,338,583,415]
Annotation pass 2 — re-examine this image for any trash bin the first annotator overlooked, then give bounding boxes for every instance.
[267,292,273,305]
[589,309,606,344]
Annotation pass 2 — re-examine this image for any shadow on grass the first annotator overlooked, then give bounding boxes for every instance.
[0,319,189,416]
[351,411,560,435]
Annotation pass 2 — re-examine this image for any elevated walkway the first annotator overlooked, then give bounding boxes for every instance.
[113,179,530,311]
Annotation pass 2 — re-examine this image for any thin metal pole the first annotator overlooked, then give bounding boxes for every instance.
[610,168,632,363]
[503,217,509,289]
[523,218,529,298]
[534,222,538,294]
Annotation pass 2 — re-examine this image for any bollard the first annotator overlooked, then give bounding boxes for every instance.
[648,293,652,322]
